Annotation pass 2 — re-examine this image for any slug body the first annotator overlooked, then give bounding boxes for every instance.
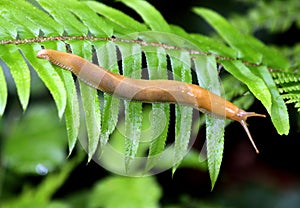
[37,49,265,153]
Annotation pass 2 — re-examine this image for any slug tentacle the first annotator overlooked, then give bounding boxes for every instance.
[237,111,266,154]
[37,49,266,153]
[238,111,266,121]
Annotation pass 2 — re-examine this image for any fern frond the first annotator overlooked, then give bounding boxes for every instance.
[0,0,292,187]
[230,0,300,34]
[273,71,300,84]
[273,71,300,112]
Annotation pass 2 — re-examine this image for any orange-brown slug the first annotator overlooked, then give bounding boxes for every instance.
[37,49,265,153]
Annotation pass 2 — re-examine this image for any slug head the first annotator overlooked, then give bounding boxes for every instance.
[37,49,50,60]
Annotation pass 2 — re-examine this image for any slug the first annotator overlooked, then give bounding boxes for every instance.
[37,49,265,153]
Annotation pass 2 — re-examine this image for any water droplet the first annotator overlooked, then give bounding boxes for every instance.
[35,163,48,175]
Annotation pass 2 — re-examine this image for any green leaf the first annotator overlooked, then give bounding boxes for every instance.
[120,0,171,32]
[0,15,17,39]
[170,24,236,58]
[60,0,113,37]
[88,176,161,208]
[85,1,147,34]
[69,41,101,162]
[250,66,290,135]
[0,59,8,116]
[61,70,80,155]
[221,60,272,112]
[3,0,63,36]
[37,0,88,36]
[117,43,143,170]
[205,116,225,189]
[193,7,262,64]
[22,43,67,118]
[194,55,225,189]
[144,47,170,169]
[0,45,30,111]
[93,41,120,147]
[190,33,237,58]
[0,0,38,38]
[246,35,290,70]
[79,82,101,162]
[82,44,101,162]
[167,50,193,174]
[42,41,80,155]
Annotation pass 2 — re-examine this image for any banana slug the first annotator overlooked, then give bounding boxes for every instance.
[37,49,265,153]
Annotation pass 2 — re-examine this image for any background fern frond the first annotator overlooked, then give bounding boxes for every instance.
[273,71,300,112]
[229,0,300,34]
